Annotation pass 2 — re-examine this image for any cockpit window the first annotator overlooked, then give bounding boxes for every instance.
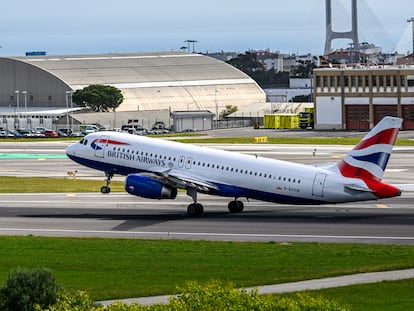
[79,138,84,144]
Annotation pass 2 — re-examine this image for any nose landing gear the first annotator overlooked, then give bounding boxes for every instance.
[101,172,113,194]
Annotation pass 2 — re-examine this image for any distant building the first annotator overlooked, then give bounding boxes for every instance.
[171,111,215,132]
[397,54,414,66]
[313,66,414,130]
[205,51,238,62]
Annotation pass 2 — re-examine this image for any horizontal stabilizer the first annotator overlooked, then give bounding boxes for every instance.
[344,183,373,192]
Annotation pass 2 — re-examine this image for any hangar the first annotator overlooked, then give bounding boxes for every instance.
[0,52,266,130]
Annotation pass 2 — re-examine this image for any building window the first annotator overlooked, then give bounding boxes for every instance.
[330,76,335,89]
[400,76,406,88]
[386,75,391,87]
[316,76,321,87]
[379,76,384,87]
[323,76,328,88]
[351,76,356,87]
[372,75,377,87]
[344,76,349,87]
[357,76,363,87]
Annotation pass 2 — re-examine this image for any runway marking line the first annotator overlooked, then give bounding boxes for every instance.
[0,228,413,242]
[376,204,388,208]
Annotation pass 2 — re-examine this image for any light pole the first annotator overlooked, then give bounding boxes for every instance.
[14,90,19,129]
[22,91,28,128]
[65,91,71,133]
[408,17,414,63]
[214,89,218,128]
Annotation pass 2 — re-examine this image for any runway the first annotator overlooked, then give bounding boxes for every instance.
[0,140,413,244]
[0,192,413,244]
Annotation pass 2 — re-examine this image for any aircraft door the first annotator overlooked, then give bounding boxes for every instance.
[94,135,109,158]
[178,155,185,168]
[312,173,326,197]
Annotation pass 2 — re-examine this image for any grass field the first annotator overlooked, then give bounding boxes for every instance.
[0,236,413,302]
[0,176,124,193]
[303,278,414,311]
[1,134,414,146]
[175,136,414,146]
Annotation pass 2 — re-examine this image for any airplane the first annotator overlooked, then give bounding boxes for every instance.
[66,116,410,216]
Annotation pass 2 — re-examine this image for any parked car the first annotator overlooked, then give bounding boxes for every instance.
[59,128,73,136]
[33,127,47,134]
[44,130,59,137]
[0,131,14,137]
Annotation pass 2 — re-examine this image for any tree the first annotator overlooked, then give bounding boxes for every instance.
[0,267,59,311]
[227,52,290,88]
[227,51,264,74]
[291,59,317,78]
[220,105,238,119]
[72,84,124,112]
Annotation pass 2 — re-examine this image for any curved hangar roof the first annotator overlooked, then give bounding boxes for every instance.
[8,52,266,112]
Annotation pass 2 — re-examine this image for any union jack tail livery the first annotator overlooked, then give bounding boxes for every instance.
[337,116,402,198]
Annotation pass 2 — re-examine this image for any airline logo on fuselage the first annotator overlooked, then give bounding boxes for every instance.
[91,138,129,150]
[91,138,166,166]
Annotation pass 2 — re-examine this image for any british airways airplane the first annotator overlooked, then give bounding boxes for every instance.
[66,116,409,216]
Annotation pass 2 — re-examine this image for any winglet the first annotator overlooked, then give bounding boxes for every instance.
[337,116,402,182]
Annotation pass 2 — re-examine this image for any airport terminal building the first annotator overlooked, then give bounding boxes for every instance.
[0,52,266,130]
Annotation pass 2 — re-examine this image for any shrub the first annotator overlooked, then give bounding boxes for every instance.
[34,280,349,311]
[0,267,59,311]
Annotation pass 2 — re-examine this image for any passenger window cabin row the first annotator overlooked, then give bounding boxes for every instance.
[112,146,302,185]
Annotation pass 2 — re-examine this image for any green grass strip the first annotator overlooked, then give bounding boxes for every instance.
[0,176,124,193]
[0,237,413,300]
[174,137,414,145]
[298,278,414,311]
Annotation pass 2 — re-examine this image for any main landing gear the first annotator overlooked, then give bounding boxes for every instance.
[186,188,204,217]
[228,200,244,213]
[100,172,113,194]
[186,188,245,216]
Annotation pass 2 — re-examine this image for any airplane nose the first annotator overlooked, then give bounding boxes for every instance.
[66,143,76,157]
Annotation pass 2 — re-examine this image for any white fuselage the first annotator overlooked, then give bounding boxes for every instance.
[66,132,377,205]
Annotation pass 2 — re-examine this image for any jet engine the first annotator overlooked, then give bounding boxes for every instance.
[125,174,177,199]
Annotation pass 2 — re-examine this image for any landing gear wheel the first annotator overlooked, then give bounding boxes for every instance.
[187,203,204,217]
[101,172,113,194]
[100,186,111,194]
[228,200,244,213]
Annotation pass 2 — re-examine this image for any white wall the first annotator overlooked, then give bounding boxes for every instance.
[315,96,342,129]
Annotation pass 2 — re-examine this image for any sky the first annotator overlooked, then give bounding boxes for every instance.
[1,0,413,57]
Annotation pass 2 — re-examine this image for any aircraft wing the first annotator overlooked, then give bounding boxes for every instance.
[142,167,218,192]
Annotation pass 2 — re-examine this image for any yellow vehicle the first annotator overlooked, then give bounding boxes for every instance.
[298,111,314,129]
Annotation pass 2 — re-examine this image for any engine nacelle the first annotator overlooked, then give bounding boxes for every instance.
[125,174,177,199]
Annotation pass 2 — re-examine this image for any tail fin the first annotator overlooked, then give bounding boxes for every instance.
[338,116,402,182]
